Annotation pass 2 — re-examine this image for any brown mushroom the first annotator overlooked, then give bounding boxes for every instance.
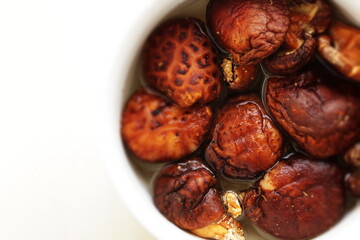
[263,33,317,75]
[243,154,345,240]
[291,0,332,35]
[142,17,222,108]
[266,64,360,159]
[121,88,212,163]
[153,158,246,239]
[318,22,360,82]
[206,0,290,65]
[206,94,284,179]
[264,0,332,75]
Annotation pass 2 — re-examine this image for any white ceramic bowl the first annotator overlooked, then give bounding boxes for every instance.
[101,0,360,239]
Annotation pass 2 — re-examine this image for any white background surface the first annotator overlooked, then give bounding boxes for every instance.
[0,0,155,239]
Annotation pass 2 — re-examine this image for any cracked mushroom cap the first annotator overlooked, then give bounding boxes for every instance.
[266,64,360,159]
[121,88,212,163]
[205,93,284,180]
[243,154,345,240]
[142,17,222,108]
[206,0,290,65]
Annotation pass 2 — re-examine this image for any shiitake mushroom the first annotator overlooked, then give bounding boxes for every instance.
[265,63,360,159]
[121,88,212,163]
[318,21,360,83]
[205,93,284,180]
[206,0,290,65]
[264,0,332,75]
[243,154,345,240]
[153,158,246,240]
[142,17,222,108]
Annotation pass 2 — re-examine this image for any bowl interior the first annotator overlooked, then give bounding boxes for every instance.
[104,0,360,239]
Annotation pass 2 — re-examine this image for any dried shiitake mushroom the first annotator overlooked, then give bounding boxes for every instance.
[243,154,345,240]
[264,0,332,75]
[121,88,212,163]
[305,0,333,34]
[318,22,360,82]
[266,64,360,159]
[153,158,246,240]
[263,32,317,75]
[206,0,290,65]
[206,94,283,179]
[288,0,332,35]
[207,0,289,88]
[142,17,222,108]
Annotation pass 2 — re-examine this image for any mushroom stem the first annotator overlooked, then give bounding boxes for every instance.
[191,214,246,240]
[221,58,259,91]
[222,191,245,219]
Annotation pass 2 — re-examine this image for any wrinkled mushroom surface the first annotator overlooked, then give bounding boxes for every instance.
[264,0,332,75]
[244,154,345,240]
[206,94,283,179]
[206,0,290,65]
[153,158,224,230]
[266,65,360,159]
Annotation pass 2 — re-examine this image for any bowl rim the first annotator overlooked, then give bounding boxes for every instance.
[99,0,203,239]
